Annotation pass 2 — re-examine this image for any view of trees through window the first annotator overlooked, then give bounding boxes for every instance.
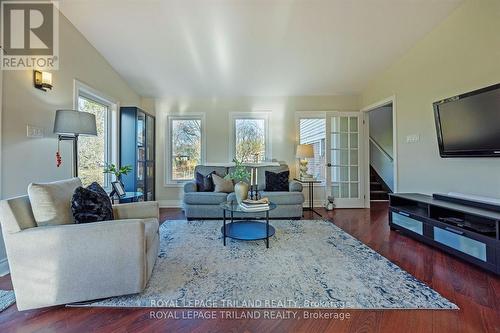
[299,118,326,180]
[235,119,266,162]
[171,119,202,180]
[78,96,108,187]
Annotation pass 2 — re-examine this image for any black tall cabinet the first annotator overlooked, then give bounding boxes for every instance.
[120,107,156,201]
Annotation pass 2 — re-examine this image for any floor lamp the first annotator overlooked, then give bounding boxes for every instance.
[53,110,97,177]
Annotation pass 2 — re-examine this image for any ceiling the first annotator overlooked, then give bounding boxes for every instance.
[59,0,463,98]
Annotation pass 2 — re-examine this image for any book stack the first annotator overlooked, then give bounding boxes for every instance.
[240,198,270,212]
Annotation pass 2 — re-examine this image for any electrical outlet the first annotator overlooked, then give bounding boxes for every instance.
[406,134,420,143]
[27,125,44,138]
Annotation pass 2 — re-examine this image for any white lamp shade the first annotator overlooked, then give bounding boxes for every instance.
[53,110,97,136]
[296,144,314,158]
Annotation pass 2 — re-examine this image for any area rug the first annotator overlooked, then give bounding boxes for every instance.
[0,290,16,312]
[85,220,457,309]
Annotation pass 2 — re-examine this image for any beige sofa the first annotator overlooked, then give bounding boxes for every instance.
[0,178,160,311]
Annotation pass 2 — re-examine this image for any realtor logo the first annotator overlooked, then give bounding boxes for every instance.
[1,1,59,70]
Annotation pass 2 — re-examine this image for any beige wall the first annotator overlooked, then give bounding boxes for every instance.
[2,14,141,199]
[362,0,500,197]
[154,95,360,205]
[1,13,140,273]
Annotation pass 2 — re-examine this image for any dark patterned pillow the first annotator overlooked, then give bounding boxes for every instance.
[71,182,114,224]
[265,170,290,192]
[196,171,215,192]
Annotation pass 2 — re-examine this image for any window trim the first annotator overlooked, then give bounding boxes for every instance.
[73,80,119,189]
[165,113,206,187]
[295,111,328,186]
[229,112,271,162]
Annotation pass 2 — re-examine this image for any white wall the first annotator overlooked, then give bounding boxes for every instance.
[369,106,393,158]
[362,0,500,198]
[2,14,141,198]
[154,95,360,206]
[0,13,141,274]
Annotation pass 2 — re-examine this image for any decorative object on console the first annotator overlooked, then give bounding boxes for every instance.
[111,181,126,198]
[71,182,114,224]
[104,163,133,184]
[296,144,314,178]
[225,159,251,203]
[33,70,52,91]
[53,110,97,177]
[265,170,290,192]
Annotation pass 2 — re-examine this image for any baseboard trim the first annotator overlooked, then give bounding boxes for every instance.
[158,200,182,208]
[0,258,9,277]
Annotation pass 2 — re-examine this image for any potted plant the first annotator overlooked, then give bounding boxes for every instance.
[103,163,133,185]
[225,159,251,204]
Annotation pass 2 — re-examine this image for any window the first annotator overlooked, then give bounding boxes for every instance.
[231,113,270,162]
[74,80,117,188]
[299,118,326,180]
[167,115,205,183]
[77,95,111,187]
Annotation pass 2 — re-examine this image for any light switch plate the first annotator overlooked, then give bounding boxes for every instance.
[27,125,44,138]
[406,134,420,143]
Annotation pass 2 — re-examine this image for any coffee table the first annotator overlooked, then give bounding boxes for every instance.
[220,201,277,248]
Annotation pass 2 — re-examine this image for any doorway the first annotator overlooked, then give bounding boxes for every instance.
[361,97,397,206]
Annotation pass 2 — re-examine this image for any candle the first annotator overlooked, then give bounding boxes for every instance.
[255,168,258,186]
[250,168,254,185]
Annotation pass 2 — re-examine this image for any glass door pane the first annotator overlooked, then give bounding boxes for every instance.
[146,115,154,161]
[137,113,146,162]
[327,113,364,207]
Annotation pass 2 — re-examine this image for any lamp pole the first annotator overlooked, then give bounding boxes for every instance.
[58,134,79,177]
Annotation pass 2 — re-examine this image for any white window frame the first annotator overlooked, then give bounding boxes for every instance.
[73,80,118,189]
[229,112,271,162]
[165,113,206,186]
[295,111,327,186]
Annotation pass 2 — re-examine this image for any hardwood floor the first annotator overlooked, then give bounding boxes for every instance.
[1,203,499,333]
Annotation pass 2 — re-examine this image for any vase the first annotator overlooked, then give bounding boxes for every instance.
[234,181,249,204]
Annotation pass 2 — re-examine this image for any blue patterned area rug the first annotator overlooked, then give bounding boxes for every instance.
[85,220,457,310]
[0,290,15,312]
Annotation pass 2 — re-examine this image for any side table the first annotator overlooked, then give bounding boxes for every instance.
[294,178,323,217]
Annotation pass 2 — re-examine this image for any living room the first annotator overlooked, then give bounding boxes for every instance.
[0,0,499,332]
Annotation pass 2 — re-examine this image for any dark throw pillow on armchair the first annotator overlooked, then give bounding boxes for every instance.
[265,170,290,192]
[195,171,215,192]
[71,182,114,224]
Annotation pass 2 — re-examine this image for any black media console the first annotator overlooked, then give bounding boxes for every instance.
[389,193,500,275]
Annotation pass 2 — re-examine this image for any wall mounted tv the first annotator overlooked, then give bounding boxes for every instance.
[433,83,500,157]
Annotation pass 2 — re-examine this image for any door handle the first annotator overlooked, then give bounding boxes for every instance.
[327,163,332,167]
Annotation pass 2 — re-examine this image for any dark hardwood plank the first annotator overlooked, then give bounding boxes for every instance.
[0,203,499,333]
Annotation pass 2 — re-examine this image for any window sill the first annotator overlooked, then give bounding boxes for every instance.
[164,182,191,188]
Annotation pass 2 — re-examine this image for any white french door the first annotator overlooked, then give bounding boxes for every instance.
[326,112,366,208]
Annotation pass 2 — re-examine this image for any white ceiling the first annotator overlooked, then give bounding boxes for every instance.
[59,0,463,97]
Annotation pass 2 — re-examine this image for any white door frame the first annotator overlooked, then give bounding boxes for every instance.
[325,111,366,208]
[360,95,398,208]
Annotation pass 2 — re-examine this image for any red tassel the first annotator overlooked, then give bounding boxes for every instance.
[56,141,62,167]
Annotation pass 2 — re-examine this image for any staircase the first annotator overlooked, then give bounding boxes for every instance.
[370,166,391,201]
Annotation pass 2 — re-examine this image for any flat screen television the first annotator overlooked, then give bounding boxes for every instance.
[433,83,500,157]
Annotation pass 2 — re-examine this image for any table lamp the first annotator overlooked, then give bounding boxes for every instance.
[296,144,314,179]
[53,110,97,177]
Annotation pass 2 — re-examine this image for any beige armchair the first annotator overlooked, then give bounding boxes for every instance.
[0,181,160,311]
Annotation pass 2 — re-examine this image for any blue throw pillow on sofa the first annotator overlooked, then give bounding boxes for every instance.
[71,182,114,223]
[265,170,289,191]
